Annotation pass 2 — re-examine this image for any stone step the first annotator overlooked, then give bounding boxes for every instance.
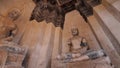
[93,5,120,55]
[102,0,120,22]
[87,15,120,68]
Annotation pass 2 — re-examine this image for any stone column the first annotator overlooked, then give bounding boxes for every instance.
[27,21,47,68]
[51,27,65,68]
[36,23,55,68]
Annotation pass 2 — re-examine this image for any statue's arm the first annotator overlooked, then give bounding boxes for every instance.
[67,39,72,52]
[4,25,17,41]
[11,24,18,37]
[81,37,87,46]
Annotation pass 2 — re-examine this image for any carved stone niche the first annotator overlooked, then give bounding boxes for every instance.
[0,45,27,68]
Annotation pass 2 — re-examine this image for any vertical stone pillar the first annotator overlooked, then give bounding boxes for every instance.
[27,21,47,68]
[36,23,55,68]
[51,27,64,68]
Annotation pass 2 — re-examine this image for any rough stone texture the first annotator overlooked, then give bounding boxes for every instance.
[0,49,8,68]
[36,23,55,68]
[88,16,120,68]
[0,0,120,68]
[26,21,47,68]
[93,5,120,55]
[102,0,120,22]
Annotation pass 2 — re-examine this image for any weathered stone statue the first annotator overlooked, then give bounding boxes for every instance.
[67,27,88,53]
[0,9,20,44]
[57,48,105,63]
[57,27,114,68]
[0,9,27,68]
[57,27,89,62]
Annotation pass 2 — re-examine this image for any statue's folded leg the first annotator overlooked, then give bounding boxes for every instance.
[70,49,105,62]
[58,49,104,63]
[57,50,105,63]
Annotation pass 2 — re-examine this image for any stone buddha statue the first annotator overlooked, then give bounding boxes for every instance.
[57,27,89,62]
[0,9,28,68]
[67,27,88,54]
[0,9,20,44]
[57,27,114,68]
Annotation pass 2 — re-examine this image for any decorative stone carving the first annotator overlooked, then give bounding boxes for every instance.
[55,14,65,28]
[30,2,44,22]
[30,0,65,28]
[30,0,101,27]
[86,0,102,7]
[30,1,55,22]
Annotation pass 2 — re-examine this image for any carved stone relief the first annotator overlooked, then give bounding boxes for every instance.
[0,8,21,44]
[30,0,65,28]
[0,9,27,68]
[30,0,101,28]
[56,28,114,68]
